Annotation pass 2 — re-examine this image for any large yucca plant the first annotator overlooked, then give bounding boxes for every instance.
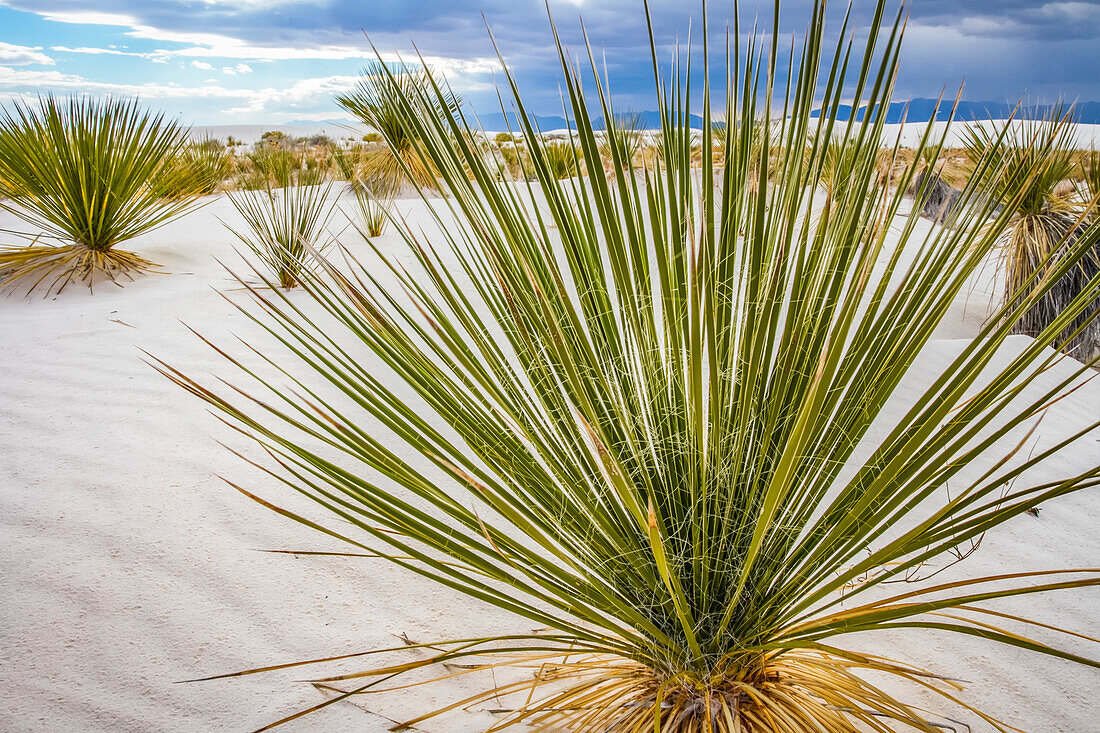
[336,64,460,196]
[964,110,1100,360]
[163,1,1100,730]
[0,95,203,293]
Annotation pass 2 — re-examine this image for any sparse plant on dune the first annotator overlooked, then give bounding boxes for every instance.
[242,146,299,188]
[598,111,645,171]
[154,137,234,198]
[0,95,204,294]
[964,108,1100,359]
[348,182,390,238]
[224,181,337,289]
[164,1,1100,731]
[329,144,362,183]
[336,64,460,196]
[233,144,331,190]
[542,140,581,179]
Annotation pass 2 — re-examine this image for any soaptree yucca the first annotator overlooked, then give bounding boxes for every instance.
[224,181,337,289]
[163,1,1100,730]
[336,64,460,196]
[0,96,203,294]
[964,110,1100,359]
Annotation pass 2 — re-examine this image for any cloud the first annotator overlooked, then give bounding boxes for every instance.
[0,66,250,100]
[0,42,54,66]
[905,1,1100,41]
[191,60,214,70]
[6,0,1100,120]
[0,65,369,123]
[220,63,254,75]
[52,45,172,63]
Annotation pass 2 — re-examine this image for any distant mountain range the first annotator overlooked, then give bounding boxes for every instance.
[810,99,1100,124]
[253,100,1100,133]
[473,110,703,132]
[475,100,1100,131]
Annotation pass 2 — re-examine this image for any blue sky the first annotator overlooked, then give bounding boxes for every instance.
[1,1,1098,125]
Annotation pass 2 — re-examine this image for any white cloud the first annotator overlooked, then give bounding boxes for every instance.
[0,42,54,66]
[191,60,214,70]
[37,10,140,27]
[232,63,252,74]
[52,46,171,63]
[223,73,361,114]
[0,66,252,101]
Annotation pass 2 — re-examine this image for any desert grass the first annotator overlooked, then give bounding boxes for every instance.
[0,95,204,294]
[163,1,1100,730]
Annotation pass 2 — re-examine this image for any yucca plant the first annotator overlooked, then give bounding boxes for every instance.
[964,110,1100,359]
[163,1,1100,730]
[0,95,203,294]
[336,64,460,196]
[598,111,646,171]
[160,137,234,196]
[329,144,362,183]
[542,140,582,179]
[244,146,300,189]
[348,182,390,238]
[1077,148,1100,216]
[224,181,336,289]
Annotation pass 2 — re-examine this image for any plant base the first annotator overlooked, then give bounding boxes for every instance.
[0,243,159,295]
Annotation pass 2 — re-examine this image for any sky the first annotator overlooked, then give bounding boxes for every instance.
[0,1,1098,125]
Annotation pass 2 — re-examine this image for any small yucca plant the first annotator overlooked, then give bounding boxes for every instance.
[964,109,1100,358]
[542,140,582,179]
[347,182,389,238]
[598,111,645,171]
[224,181,336,289]
[1077,148,1100,215]
[336,64,460,196]
[0,95,203,294]
[160,137,234,197]
[244,147,300,189]
[163,1,1100,730]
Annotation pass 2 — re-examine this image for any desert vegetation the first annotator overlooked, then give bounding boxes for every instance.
[964,109,1100,359]
[223,179,337,289]
[336,65,459,195]
[0,96,206,293]
[160,1,1100,731]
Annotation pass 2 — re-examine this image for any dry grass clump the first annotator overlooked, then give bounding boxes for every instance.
[0,95,205,294]
[165,1,1100,731]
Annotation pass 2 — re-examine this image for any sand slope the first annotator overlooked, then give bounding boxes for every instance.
[1,193,1097,731]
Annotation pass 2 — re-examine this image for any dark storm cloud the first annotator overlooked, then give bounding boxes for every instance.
[5,1,1098,107]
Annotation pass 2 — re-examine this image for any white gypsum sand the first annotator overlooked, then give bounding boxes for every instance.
[0,187,1097,732]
